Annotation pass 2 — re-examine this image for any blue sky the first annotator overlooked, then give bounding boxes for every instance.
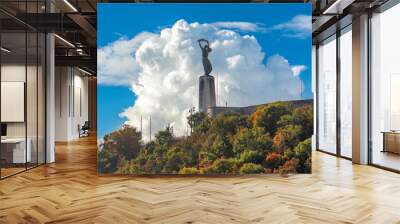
[98,3,312,138]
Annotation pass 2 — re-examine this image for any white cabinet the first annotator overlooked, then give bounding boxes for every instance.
[1,138,31,163]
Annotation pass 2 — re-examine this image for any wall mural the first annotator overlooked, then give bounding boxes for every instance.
[97,3,313,175]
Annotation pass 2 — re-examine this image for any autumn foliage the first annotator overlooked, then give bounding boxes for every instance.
[98,101,313,175]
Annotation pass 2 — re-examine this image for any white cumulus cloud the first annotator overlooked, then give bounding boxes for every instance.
[211,21,266,33]
[98,19,305,141]
[291,65,307,76]
[98,32,156,86]
[272,15,311,39]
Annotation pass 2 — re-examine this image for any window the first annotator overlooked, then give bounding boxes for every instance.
[339,26,352,158]
[317,35,337,154]
[370,3,400,171]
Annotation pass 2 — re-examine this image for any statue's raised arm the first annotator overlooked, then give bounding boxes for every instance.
[197,39,203,48]
[198,39,210,48]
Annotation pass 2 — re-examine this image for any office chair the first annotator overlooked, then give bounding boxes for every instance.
[79,121,90,138]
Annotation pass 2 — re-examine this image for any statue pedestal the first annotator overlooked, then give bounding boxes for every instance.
[199,75,216,113]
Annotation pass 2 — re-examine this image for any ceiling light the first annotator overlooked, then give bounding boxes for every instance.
[1,47,11,53]
[323,0,341,14]
[78,67,92,76]
[63,0,78,12]
[322,0,355,15]
[76,48,85,55]
[54,34,75,48]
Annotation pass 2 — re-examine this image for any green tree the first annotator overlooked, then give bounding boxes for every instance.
[143,158,164,174]
[187,112,210,134]
[128,127,177,174]
[198,151,218,169]
[179,167,199,174]
[98,148,118,173]
[204,158,239,174]
[292,105,313,141]
[293,138,312,173]
[155,125,174,147]
[177,138,200,167]
[163,152,183,173]
[203,132,233,159]
[282,148,296,161]
[274,105,313,150]
[98,125,142,173]
[239,163,264,174]
[233,127,273,157]
[251,103,291,136]
[101,125,143,161]
[274,124,303,150]
[239,149,264,164]
[117,159,141,174]
[163,137,201,174]
[276,114,294,128]
[210,112,250,137]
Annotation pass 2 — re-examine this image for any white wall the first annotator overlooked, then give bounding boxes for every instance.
[1,65,26,139]
[72,73,89,138]
[1,65,40,137]
[55,67,89,141]
[55,66,69,141]
[1,63,46,164]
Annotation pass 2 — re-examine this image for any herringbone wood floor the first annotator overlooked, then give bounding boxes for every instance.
[1,136,400,224]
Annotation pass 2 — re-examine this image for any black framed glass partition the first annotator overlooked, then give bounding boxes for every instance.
[0,1,46,179]
[0,30,28,177]
[317,34,337,155]
[315,23,353,159]
[370,2,400,171]
[315,0,400,172]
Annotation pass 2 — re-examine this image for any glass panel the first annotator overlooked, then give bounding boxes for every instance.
[371,4,400,171]
[339,27,352,158]
[1,30,27,177]
[26,0,39,169]
[38,32,45,165]
[27,31,38,169]
[0,1,46,178]
[318,35,337,154]
[0,18,1,178]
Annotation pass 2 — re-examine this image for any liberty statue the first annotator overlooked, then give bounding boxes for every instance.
[198,39,212,76]
[197,38,216,113]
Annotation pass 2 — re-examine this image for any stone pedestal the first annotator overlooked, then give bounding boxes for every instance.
[199,75,216,113]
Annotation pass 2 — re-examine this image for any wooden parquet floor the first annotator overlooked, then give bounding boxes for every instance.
[1,136,400,224]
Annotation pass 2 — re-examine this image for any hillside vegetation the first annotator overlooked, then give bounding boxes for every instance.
[98,101,313,175]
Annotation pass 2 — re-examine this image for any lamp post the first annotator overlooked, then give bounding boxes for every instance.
[189,107,195,135]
